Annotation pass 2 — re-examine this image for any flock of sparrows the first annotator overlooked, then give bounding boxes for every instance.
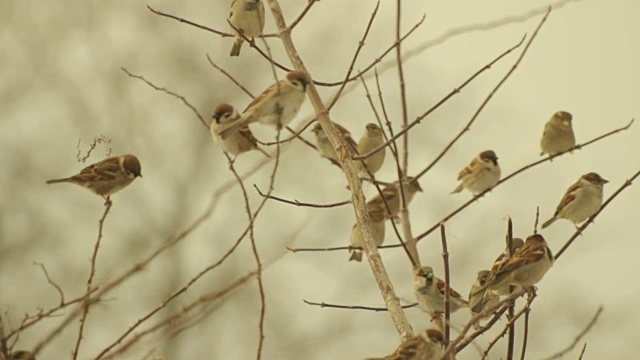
[360,111,609,360]
[40,3,611,359]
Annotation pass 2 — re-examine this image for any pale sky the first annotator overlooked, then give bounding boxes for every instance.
[0,0,637,359]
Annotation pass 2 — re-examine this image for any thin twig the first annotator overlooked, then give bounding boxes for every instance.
[506,218,515,360]
[121,67,207,128]
[327,1,380,110]
[33,262,65,305]
[542,307,602,360]
[206,54,255,98]
[72,200,112,359]
[520,302,531,360]
[303,300,418,312]
[440,224,451,348]
[354,35,525,162]
[481,292,537,360]
[254,185,350,208]
[414,5,550,179]
[555,165,640,259]
[577,343,587,360]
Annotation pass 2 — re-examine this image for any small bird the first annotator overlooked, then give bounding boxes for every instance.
[311,122,357,166]
[366,328,445,360]
[356,123,386,178]
[480,234,554,293]
[489,238,525,296]
[349,202,386,262]
[540,111,576,156]
[468,270,499,316]
[217,71,310,139]
[46,155,142,202]
[541,172,608,229]
[414,266,468,316]
[451,150,500,195]
[210,103,268,158]
[228,0,265,56]
[367,177,422,221]
[10,351,36,360]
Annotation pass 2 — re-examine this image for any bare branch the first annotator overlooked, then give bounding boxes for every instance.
[303,300,418,312]
[542,306,603,360]
[72,200,112,359]
[254,185,350,208]
[33,262,65,305]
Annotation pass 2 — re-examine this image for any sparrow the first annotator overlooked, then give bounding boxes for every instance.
[541,172,608,229]
[216,71,310,139]
[349,202,386,262]
[210,103,268,158]
[10,351,36,360]
[480,234,554,293]
[367,177,422,220]
[46,154,142,201]
[414,266,468,316]
[367,328,445,360]
[228,0,265,56]
[451,150,500,195]
[489,238,525,296]
[311,122,357,166]
[468,270,500,326]
[356,123,386,178]
[540,111,576,156]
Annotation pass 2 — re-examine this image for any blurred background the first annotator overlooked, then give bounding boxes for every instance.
[0,0,637,358]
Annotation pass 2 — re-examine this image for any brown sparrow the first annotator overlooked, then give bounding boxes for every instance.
[356,123,386,178]
[368,177,422,220]
[216,71,310,139]
[46,155,142,201]
[489,238,525,295]
[468,270,500,319]
[210,103,267,157]
[349,202,386,262]
[367,328,445,360]
[481,234,554,293]
[541,172,608,229]
[414,266,468,316]
[10,351,36,360]
[451,150,500,195]
[311,122,357,166]
[228,0,265,56]
[540,111,576,156]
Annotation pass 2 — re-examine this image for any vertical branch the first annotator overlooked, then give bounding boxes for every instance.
[72,200,113,359]
[506,217,515,360]
[520,301,531,360]
[393,0,420,268]
[265,0,413,340]
[440,224,451,349]
[0,315,9,360]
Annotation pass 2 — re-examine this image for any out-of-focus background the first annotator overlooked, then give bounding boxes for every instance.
[1,0,637,358]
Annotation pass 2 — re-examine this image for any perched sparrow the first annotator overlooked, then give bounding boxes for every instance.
[349,202,386,262]
[368,177,422,220]
[541,172,608,229]
[451,150,500,195]
[228,0,265,56]
[210,103,268,158]
[356,123,386,178]
[489,238,525,296]
[10,351,36,360]
[414,266,468,316]
[367,328,445,360]
[217,71,310,139]
[311,122,357,166]
[468,270,499,316]
[481,234,554,293]
[46,155,142,201]
[540,111,575,156]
